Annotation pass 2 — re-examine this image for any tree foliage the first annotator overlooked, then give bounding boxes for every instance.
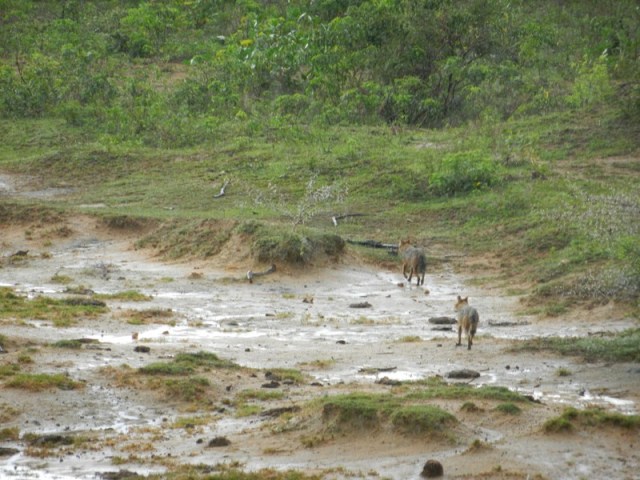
[0,0,638,135]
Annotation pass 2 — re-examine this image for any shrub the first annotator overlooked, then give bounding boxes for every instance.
[429,150,502,196]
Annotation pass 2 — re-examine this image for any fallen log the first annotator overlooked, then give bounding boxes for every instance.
[346,239,398,253]
[246,264,276,283]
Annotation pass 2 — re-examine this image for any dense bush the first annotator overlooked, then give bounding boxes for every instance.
[1,0,638,132]
[429,151,502,197]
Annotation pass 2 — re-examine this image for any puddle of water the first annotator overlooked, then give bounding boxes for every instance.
[1,237,638,480]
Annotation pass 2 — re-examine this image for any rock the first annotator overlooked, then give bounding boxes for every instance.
[134,345,150,353]
[265,371,282,381]
[207,436,231,447]
[28,434,74,447]
[488,320,530,327]
[376,376,401,386]
[431,326,452,331]
[261,380,280,388]
[428,316,456,325]
[0,447,19,456]
[421,459,443,477]
[446,369,480,379]
[260,406,301,418]
[99,470,140,480]
[349,301,372,308]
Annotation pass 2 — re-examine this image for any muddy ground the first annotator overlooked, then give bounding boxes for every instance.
[0,181,639,479]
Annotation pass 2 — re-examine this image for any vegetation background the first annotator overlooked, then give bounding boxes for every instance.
[1,0,639,315]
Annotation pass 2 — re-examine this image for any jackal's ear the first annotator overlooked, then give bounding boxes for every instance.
[457,295,462,301]
[464,297,469,302]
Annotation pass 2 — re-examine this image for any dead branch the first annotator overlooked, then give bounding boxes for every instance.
[346,239,398,253]
[213,181,229,198]
[331,213,366,226]
[247,264,276,283]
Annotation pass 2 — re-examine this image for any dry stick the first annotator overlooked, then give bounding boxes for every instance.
[213,181,229,198]
[331,213,367,226]
[246,264,276,283]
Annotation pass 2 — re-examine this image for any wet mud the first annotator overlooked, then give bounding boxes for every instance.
[0,218,638,479]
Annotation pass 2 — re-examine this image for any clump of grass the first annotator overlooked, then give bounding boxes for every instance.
[390,405,457,434]
[120,308,175,325]
[51,274,73,284]
[0,403,20,422]
[397,335,422,343]
[0,364,21,377]
[236,389,285,402]
[556,367,572,377]
[512,329,640,362]
[460,402,482,413]
[52,339,84,349]
[264,368,307,385]
[171,416,212,429]
[95,290,153,302]
[544,407,640,433]
[467,438,492,452]
[237,404,263,417]
[298,358,336,369]
[164,376,211,402]
[249,224,345,265]
[0,287,108,327]
[5,373,83,391]
[320,392,457,436]
[407,376,529,403]
[139,351,239,376]
[17,353,33,364]
[0,426,20,441]
[495,403,522,415]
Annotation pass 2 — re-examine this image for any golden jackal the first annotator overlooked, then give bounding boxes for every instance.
[455,295,479,350]
[398,239,427,286]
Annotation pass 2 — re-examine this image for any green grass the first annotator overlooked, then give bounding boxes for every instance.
[52,339,84,349]
[5,373,83,391]
[512,329,640,362]
[263,368,307,385]
[0,103,638,316]
[141,464,324,480]
[236,389,285,402]
[0,287,108,327]
[138,351,239,376]
[405,376,530,403]
[495,403,522,415]
[164,376,211,402]
[320,392,457,436]
[544,407,640,433]
[94,290,153,302]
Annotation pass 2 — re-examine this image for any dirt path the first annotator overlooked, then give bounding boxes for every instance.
[0,213,639,479]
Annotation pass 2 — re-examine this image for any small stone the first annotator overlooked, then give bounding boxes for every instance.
[207,436,231,447]
[421,459,443,478]
[446,369,480,379]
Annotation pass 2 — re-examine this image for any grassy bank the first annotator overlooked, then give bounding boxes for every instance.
[1,104,639,315]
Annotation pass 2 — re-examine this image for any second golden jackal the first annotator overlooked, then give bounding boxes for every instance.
[455,296,479,350]
[398,239,427,286]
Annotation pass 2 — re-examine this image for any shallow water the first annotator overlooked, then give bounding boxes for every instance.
[1,235,638,479]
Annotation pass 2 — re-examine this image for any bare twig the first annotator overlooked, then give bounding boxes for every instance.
[247,264,276,283]
[213,181,229,198]
[331,213,366,226]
